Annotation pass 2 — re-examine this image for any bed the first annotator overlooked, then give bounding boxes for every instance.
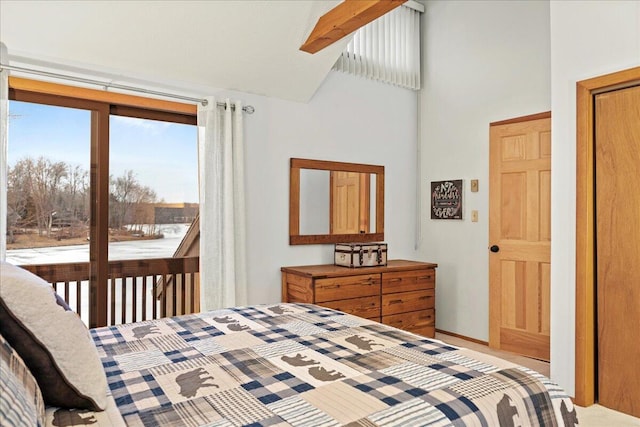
[1,262,578,427]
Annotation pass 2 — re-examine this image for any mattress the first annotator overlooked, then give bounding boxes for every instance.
[45,303,577,426]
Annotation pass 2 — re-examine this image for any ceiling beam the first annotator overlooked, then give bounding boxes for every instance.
[300,0,407,54]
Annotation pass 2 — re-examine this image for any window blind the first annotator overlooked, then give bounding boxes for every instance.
[333,5,421,90]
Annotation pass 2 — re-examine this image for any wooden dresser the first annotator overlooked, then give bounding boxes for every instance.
[281,260,437,338]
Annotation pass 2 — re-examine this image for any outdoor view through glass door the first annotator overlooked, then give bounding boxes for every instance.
[6,98,199,326]
[108,114,198,324]
[7,101,92,319]
[7,101,91,262]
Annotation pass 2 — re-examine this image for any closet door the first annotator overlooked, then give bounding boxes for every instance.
[595,85,640,418]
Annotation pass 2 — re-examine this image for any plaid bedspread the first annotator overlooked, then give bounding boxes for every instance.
[45,303,577,426]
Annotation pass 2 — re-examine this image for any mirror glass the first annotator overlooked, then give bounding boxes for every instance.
[290,158,384,245]
[299,169,329,235]
[299,171,378,235]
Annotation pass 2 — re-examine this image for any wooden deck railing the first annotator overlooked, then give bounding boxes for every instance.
[21,256,199,327]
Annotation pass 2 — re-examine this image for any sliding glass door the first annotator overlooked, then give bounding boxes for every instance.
[7,81,198,327]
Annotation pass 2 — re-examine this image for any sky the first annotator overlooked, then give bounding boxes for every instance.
[8,100,199,203]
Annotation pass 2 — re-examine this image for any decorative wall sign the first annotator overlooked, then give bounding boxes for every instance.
[431,180,463,220]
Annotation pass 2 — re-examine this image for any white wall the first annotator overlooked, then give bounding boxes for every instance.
[215,71,421,306]
[549,0,640,396]
[419,1,551,341]
[420,0,640,397]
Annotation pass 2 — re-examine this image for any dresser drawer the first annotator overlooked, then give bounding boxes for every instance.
[282,261,437,329]
[315,274,380,302]
[383,309,435,336]
[321,295,380,319]
[382,269,435,294]
[381,289,435,315]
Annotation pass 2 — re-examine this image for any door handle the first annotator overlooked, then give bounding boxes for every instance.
[490,245,500,253]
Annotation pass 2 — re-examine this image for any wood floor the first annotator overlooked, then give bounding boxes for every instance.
[435,332,640,427]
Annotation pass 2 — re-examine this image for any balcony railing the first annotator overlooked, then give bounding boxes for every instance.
[21,256,199,327]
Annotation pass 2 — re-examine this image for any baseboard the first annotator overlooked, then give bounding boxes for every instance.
[435,328,489,346]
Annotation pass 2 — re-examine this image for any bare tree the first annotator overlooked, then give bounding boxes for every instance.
[110,170,136,230]
[131,185,158,236]
[8,156,70,237]
[64,164,89,221]
[7,157,161,243]
[28,157,68,236]
[6,160,30,242]
[110,170,157,233]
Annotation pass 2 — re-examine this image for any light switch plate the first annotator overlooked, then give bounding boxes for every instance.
[471,210,478,222]
[471,179,479,192]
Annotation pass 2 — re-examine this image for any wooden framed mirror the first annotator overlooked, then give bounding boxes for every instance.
[289,158,384,245]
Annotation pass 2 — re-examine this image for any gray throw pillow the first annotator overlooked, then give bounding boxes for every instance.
[0,261,108,410]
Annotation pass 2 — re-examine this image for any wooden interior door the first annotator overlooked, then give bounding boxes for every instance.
[330,171,370,234]
[595,85,640,418]
[489,113,551,361]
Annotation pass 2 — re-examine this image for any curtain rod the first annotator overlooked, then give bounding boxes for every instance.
[0,63,255,114]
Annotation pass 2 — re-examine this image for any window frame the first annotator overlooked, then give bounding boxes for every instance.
[8,77,197,327]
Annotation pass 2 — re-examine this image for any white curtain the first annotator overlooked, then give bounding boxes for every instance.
[0,44,9,261]
[333,5,421,90]
[197,97,247,311]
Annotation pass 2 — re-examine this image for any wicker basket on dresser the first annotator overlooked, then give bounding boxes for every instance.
[281,260,437,338]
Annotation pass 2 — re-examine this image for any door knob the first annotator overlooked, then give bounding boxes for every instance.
[490,245,500,253]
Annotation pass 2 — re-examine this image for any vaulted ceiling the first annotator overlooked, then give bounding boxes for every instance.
[0,0,356,102]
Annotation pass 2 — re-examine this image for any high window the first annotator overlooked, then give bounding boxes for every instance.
[333,3,423,90]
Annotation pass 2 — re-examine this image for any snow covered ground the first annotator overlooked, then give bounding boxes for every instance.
[6,223,190,264]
